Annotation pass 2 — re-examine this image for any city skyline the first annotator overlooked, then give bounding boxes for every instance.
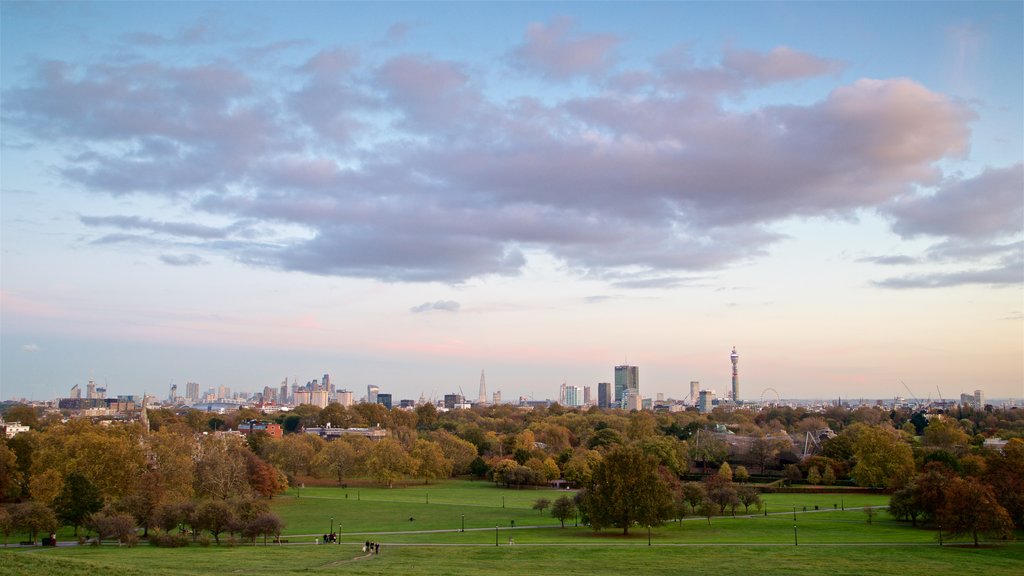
[2,2,1022,403]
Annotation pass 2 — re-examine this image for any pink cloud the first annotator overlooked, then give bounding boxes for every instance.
[510,16,620,80]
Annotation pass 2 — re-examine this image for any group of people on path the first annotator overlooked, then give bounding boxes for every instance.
[363,540,380,555]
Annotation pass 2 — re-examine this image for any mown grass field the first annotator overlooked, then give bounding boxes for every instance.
[2,481,1021,575]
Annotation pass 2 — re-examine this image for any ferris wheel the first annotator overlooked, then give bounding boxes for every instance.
[759,387,782,406]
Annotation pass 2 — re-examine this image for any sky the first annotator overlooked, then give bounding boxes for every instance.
[1,1,1022,404]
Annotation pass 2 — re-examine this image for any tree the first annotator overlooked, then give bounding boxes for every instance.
[985,438,1024,528]
[532,497,551,515]
[749,436,786,473]
[737,485,762,514]
[704,474,738,515]
[411,439,453,484]
[922,417,970,454]
[194,435,252,500]
[195,499,236,545]
[690,430,728,474]
[53,472,103,536]
[807,466,822,485]
[432,431,478,475]
[88,511,137,546]
[315,440,358,485]
[366,438,413,488]
[469,456,490,479]
[551,495,576,527]
[243,512,284,545]
[850,425,914,488]
[822,465,837,486]
[718,462,733,481]
[681,482,705,515]
[0,507,12,546]
[889,481,923,527]
[0,441,23,503]
[580,445,673,535]
[733,465,750,483]
[938,476,1014,546]
[10,501,57,543]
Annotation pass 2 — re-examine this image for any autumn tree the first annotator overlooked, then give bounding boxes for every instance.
[551,495,576,527]
[314,440,358,484]
[194,435,252,500]
[0,440,23,503]
[850,425,914,488]
[532,497,551,514]
[366,438,413,488]
[432,430,479,475]
[985,438,1024,528]
[938,476,1014,546]
[681,482,705,515]
[195,499,236,545]
[737,485,762,514]
[704,473,738,515]
[243,512,284,545]
[10,501,57,543]
[88,510,138,546]
[580,445,673,535]
[689,429,728,474]
[411,438,453,484]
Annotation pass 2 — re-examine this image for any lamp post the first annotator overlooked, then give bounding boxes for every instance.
[792,506,797,521]
[647,525,651,546]
[330,517,334,538]
[794,525,798,546]
[461,514,465,533]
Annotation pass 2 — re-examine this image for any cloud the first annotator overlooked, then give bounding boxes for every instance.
[509,16,620,80]
[410,300,461,313]
[81,214,231,239]
[858,255,919,266]
[886,164,1024,239]
[873,249,1022,289]
[21,344,41,353]
[2,34,986,286]
[160,253,207,266]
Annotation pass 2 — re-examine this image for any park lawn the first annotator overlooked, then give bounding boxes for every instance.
[3,542,1023,576]
[273,480,570,535]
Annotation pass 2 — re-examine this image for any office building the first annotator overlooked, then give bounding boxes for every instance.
[367,385,379,404]
[614,365,639,407]
[377,393,392,410]
[598,382,612,408]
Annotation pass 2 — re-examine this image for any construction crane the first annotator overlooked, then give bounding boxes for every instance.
[901,380,919,405]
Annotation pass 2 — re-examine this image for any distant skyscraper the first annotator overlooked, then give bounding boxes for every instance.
[338,389,354,407]
[376,393,392,410]
[186,381,200,402]
[367,385,379,404]
[614,365,639,407]
[730,347,739,402]
[87,380,97,399]
[698,389,716,413]
[70,383,81,399]
[565,385,583,407]
[690,381,700,406]
[598,382,612,408]
[583,385,592,406]
[492,390,502,404]
[974,389,984,408]
[478,370,488,405]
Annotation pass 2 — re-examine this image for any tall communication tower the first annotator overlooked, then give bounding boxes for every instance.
[478,370,488,405]
[730,347,739,402]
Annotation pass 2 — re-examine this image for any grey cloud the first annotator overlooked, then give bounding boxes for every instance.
[886,164,1024,239]
[2,38,989,286]
[159,253,206,266]
[80,215,229,239]
[874,250,1022,289]
[858,255,919,266]
[411,300,461,313]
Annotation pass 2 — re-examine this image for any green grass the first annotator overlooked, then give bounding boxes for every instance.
[3,543,1022,576]
[2,482,1021,575]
